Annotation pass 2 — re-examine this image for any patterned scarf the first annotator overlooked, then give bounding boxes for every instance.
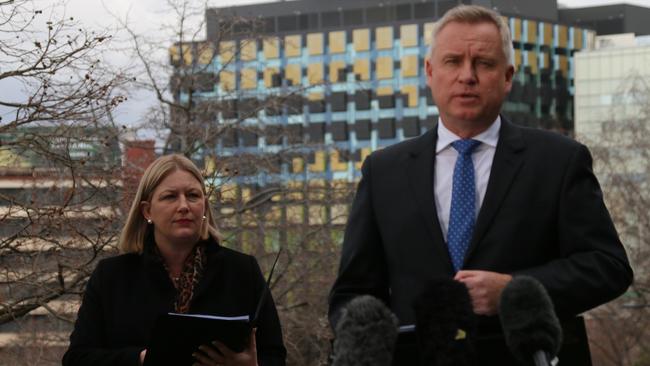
[158,243,207,313]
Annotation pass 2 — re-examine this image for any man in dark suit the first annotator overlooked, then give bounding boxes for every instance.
[328,4,633,365]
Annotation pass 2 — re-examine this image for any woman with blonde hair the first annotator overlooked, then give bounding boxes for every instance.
[63,154,286,366]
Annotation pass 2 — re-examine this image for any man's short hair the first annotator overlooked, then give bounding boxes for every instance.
[429,4,514,67]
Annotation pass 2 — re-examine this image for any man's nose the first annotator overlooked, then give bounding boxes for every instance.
[458,61,477,84]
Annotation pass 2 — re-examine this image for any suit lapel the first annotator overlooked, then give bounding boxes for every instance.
[406,127,453,273]
[464,118,526,263]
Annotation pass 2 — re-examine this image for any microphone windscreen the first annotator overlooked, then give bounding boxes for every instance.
[499,276,563,363]
[332,295,399,366]
[413,278,476,366]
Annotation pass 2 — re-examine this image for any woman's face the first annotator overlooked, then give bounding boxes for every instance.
[141,169,206,248]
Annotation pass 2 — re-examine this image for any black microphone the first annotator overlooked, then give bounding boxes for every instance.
[413,278,477,366]
[331,295,399,366]
[499,276,563,366]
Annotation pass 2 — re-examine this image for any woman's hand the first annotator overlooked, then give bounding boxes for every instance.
[192,328,258,366]
[139,349,147,365]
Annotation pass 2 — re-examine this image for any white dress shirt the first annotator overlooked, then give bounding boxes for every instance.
[434,117,501,241]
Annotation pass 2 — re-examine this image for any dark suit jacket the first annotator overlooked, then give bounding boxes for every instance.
[328,118,633,364]
[63,236,286,366]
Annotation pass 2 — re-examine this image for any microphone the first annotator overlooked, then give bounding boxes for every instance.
[499,276,563,366]
[331,295,399,366]
[413,278,477,366]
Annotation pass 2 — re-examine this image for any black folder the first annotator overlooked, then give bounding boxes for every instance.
[143,249,282,366]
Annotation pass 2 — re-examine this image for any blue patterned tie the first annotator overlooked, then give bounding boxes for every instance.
[447,139,481,272]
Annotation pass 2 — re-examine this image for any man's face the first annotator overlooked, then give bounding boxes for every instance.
[425,21,514,132]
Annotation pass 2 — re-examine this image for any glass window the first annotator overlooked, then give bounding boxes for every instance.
[400,24,418,48]
[329,60,346,83]
[307,33,324,55]
[376,56,393,79]
[240,39,257,61]
[376,26,393,50]
[263,37,279,59]
[401,55,418,77]
[543,23,553,46]
[353,59,370,81]
[307,63,324,85]
[220,41,236,64]
[329,31,346,54]
[285,64,302,86]
[241,68,257,89]
[558,25,568,48]
[353,29,370,52]
[401,85,418,107]
[220,70,235,91]
[285,35,302,57]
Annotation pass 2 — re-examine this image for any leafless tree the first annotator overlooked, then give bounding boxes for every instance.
[0,0,130,363]
[578,73,650,366]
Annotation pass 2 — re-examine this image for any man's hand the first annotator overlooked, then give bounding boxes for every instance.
[192,328,258,366]
[454,270,512,315]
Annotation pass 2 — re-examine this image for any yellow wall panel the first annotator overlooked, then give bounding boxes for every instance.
[376,56,393,79]
[400,24,418,47]
[285,64,301,86]
[330,150,348,172]
[285,35,302,57]
[401,85,418,107]
[513,18,521,42]
[307,33,324,55]
[292,156,304,173]
[424,22,436,45]
[220,70,235,91]
[574,28,583,49]
[353,58,370,81]
[220,184,237,202]
[308,92,323,101]
[401,55,418,77]
[197,42,214,65]
[264,67,279,88]
[286,181,304,201]
[543,23,553,46]
[263,37,279,59]
[308,151,326,172]
[355,148,371,170]
[240,39,257,61]
[286,205,304,224]
[527,21,537,44]
[329,31,346,54]
[377,86,393,96]
[241,68,257,89]
[353,28,370,51]
[329,60,346,83]
[307,63,324,85]
[308,205,326,225]
[220,41,236,64]
[376,26,393,50]
[558,25,568,48]
[308,179,326,200]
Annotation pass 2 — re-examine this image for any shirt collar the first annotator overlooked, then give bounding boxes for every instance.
[436,116,501,153]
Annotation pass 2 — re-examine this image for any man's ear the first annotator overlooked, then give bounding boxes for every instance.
[504,64,515,93]
[140,201,151,221]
